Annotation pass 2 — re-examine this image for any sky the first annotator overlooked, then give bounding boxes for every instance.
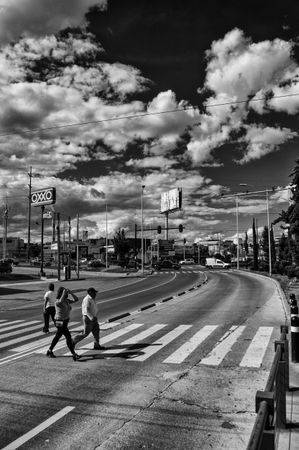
[0,0,299,246]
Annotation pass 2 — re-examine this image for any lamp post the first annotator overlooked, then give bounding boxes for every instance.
[266,190,272,277]
[105,202,108,269]
[141,185,145,273]
[222,187,289,276]
[236,196,239,270]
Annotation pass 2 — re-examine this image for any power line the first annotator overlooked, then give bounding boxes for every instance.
[0,92,298,138]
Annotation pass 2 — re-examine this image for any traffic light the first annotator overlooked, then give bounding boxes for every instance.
[157,225,162,234]
[179,224,183,232]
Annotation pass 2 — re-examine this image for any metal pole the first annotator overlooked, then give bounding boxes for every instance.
[68,216,71,279]
[141,185,145,272]
[198,244,200,265]
[76,213,80,279]
[266,190,272,276]
[3,205,8,259]
[105,202,108,268]
[236,196,239,270]
[40,205,45,277]
[56,212,61,280]
[165,212,169,240]
[27,166,32,261]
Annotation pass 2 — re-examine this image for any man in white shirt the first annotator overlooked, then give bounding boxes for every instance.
[72,287,105,350]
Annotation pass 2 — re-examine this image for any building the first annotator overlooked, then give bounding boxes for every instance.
[0,237,25,258]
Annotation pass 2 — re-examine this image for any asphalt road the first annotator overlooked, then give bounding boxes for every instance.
[0,269,287,449]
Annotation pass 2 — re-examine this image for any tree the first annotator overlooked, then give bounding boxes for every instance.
[244,231,249,256]
[252,218,259,270]
[261,225,276,271]
[113,228,130,267]
[273,158,299,265]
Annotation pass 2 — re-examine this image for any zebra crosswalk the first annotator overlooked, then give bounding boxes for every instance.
[0,319,276,369]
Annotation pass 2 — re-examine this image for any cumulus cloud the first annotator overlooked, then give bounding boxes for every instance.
[188,28,299,165]
[0,0,107,45]
[237,125,296,164]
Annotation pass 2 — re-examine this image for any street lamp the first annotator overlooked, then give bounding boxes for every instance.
[141,185,145,272]
[105,202,108,269]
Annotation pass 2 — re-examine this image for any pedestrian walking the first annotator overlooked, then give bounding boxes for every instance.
[46,286,81,361]
[42,282,56,333]
[72,287,105,350]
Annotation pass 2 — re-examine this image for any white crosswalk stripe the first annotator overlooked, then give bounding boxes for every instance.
[102,324,168,358]
[0,319,275,368]
[240,327,273,368]
[163,325,218,364]
[63,323,144,356]
[199,326,246,366]
[0,320,27,332]
[128,325,192,362]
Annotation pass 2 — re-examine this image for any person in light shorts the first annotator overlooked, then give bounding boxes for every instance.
[72,287,105,350]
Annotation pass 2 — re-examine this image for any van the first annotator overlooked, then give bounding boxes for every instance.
[205,258,230,269]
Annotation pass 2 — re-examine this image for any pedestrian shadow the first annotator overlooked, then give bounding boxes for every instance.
[77,342,161,361]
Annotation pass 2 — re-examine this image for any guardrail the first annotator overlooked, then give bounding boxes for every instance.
[247,325,289,450]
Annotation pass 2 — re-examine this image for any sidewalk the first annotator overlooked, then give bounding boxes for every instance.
[278,357,299,449]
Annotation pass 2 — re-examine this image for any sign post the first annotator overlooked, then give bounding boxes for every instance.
[31,187,56,278]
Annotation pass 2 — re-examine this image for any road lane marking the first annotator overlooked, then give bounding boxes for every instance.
[129,325,192,362]
[103,324,168,356]
[200,326,246,366]
[63,323,144,356]
[1,406,75,450]
[0,322,43,340]
[240,327,273,367]
[0,320,24,331]
[163,325,218,364]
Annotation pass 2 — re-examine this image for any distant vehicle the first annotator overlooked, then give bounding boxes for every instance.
[153,260,181,271]
[3,258,19,266]
[87,260,105,268]
[0,260,13,273]
[179,258,195,265]
[205,258,230,269]
[30,258,41,266]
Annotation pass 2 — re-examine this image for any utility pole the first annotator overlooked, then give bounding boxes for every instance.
[2,205,8,259]
[27,166,32,261]
[76,213,80,279]
[56,212,61,280]
[141,185,145,273]
[40,205,45,277]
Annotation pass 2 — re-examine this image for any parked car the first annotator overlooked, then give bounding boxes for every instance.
[152,260,181,271]
[87,260,105,268]
[0,260,13,273]
[179,258,195,265]
[3,258,19,266]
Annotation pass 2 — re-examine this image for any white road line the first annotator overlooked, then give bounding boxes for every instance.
[103,324,168,356]
[0,320,24,331]
[240,327,273,368]
[63,323,144,356]
[0,322,43,340]
[0,319,7,322]
[129,325,192,362]
[200,326,246,366]
[1,406,75,450]
[163,325,218,364]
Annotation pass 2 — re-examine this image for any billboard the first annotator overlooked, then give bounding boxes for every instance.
[160,188,182,213]
[31,187,56,207]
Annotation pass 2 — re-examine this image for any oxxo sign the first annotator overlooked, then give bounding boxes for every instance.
[31,187,56,207]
